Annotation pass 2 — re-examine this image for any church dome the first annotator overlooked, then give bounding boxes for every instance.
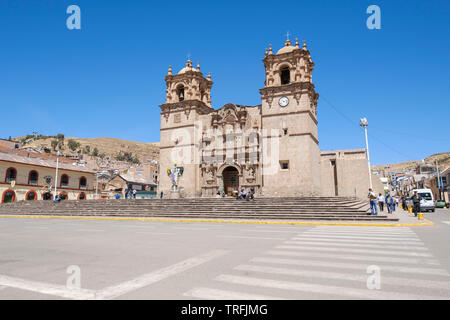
[276,39,300,55]
[178,60,199,74]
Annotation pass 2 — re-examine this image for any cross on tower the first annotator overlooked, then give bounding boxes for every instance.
[187,52,191,61]
[286,31,290,41]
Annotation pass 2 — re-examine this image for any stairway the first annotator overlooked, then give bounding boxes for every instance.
[0,197,398,221]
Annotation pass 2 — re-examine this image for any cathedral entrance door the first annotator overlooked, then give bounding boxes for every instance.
[223,166,239,196]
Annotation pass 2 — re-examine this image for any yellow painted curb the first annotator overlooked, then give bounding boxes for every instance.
[0,215,435,227]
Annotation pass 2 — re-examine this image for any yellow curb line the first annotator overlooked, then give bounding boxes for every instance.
[0,215,435,227]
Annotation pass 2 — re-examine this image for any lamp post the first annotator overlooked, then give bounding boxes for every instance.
[360,117,373,190]
[54,151,61,198]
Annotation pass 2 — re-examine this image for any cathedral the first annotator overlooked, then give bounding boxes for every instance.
[158,38,381,198]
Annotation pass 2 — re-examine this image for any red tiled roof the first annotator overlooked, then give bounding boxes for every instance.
[0,152,94,174]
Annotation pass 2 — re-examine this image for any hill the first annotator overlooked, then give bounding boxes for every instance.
[18,136,159,163]
[372,152,450,173]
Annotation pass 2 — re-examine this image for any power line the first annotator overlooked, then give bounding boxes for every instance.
[319,95,416,159]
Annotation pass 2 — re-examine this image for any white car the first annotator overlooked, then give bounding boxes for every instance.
[412,188,435,212]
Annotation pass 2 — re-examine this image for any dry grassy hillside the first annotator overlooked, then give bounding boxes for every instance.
[373,152,450,172]
[19,136,159,163]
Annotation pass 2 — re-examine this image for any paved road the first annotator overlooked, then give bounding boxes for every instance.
[0,209,450,300]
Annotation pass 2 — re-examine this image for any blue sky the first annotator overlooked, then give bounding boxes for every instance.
[1,0,449,165]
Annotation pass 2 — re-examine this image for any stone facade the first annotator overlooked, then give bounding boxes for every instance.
[158,39,375,199]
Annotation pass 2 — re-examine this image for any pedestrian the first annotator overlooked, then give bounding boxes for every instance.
[240,188,247,200]
[391,196,396,212]
[385,194,391,213]
[115,193,120,199]
[160,191,164,199]
[411,191,422,217]
[388,195,395,214]
[368,188,378,215]
[249,187,255,201]
[402,196,407,211]
[377,193,385,212]
[132,189,137,199]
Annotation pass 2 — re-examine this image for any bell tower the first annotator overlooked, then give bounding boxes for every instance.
[159,59,214,197]
[259,38,321,196]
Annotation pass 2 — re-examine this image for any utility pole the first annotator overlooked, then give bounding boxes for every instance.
[360,118,373,189]
[95,172,99,199]
[436,160,442,200]
[54,151,61,198]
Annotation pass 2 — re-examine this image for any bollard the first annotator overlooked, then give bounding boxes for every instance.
[418,213,424,220]
[408,207,412,214]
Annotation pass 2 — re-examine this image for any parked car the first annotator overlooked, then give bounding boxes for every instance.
[412,188,435,212]
[436,200,446,208]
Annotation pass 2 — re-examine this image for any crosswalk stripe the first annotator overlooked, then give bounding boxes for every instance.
[284,241,429,251]
[183,287,284,300]
[275,245,433,257]
[307,227,416,233]
[302,231,417,237]
[94,250,229,300]
[265,250,440,265]
[250,257,450,276]
[234,264,450,291]
[217,235,287,240]
[290,237,423,245]
[305,228,415,235]
[0,274,96,299]
[314,226,412,231]
[215,274,447,300]
[293,234,421,241]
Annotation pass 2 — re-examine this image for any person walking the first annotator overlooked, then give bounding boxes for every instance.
[132,189,137,199]
[388,195,395,214]
[377,193,385,212]
[368,188,378,215]
[402,196,408,211]
[160,191,164,199]
[411,191,422,217]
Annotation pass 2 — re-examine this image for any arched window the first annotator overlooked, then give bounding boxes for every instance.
[78,192,86,200]
[60,174,69,187]
[59,192,68,200]
[28,171,39,185]
[5,168,17,183]
[1,189,15,204]
[280,67,290,85]
[25,190,37,201]
[42,192,53,201]
[177,85,185,102]
[79,176,87,189]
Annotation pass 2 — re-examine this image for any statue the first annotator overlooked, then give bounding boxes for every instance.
[167,163,184,191]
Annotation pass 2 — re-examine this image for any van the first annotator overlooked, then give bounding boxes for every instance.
[412,188,435,212]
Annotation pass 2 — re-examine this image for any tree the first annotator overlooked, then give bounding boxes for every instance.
[51,140,58,151]
[92,147,99,157]
[68,139,80,151]
[84,145,91,154]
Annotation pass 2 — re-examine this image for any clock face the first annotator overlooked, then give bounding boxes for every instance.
[278,96,289,107]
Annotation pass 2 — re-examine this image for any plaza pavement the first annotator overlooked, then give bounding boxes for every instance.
[0,208,449,300]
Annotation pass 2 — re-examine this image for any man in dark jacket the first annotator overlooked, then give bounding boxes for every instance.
[411,191,422,217]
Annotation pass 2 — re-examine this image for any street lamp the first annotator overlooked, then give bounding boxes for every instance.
[360,117,373,189]
[54,151,61,198]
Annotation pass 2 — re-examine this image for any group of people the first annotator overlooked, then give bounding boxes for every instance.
[216,187,256,200]
[368,188,423,217]
[376,193,397,214]
[124,187,137,199]
[368,189,397,215]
